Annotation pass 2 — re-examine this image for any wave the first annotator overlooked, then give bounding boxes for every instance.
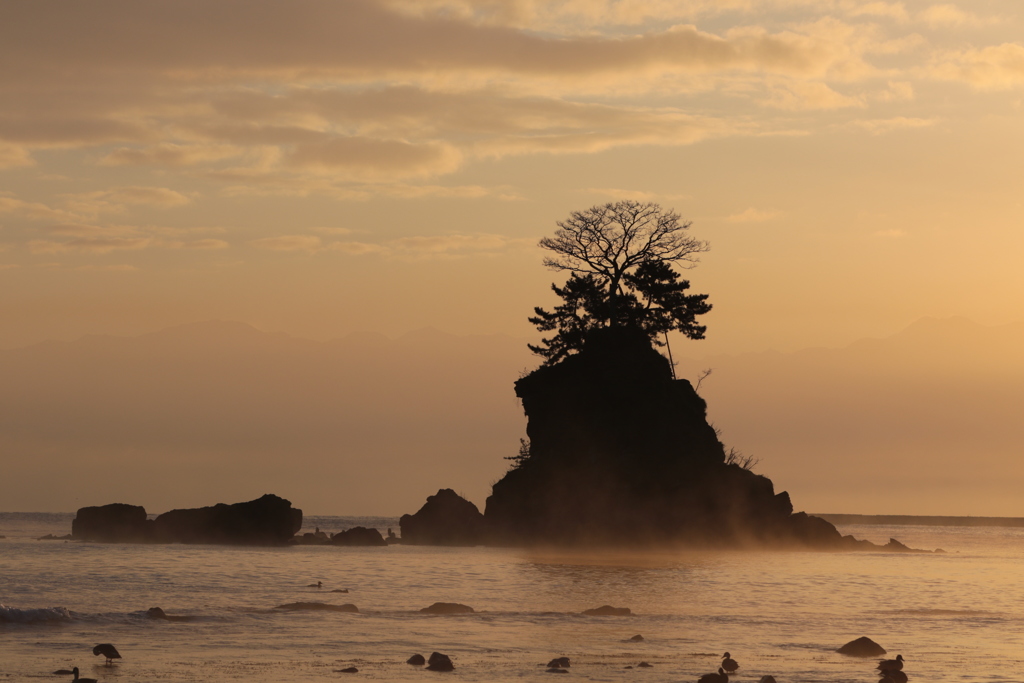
[0,604,72,624]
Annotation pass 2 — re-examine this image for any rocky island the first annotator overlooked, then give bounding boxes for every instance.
[72,493,301,545]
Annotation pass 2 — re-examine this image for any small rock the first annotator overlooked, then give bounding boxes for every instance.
[547,657,570,668]
[638,662,652,668]
[582,605,631,616]
[426,652,455,672]
[420,602,474,614]
[624,666,633,670]
[629,634,644,641]
[407,654,426,666]
[331,589,349,593]
[759,676,777,683]
[836,636,887,657]
[338,667,358,674]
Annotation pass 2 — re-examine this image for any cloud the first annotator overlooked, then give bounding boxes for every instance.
[249,235,323,252]
[172,238,230,250]
[0,197,81,223]
[254,231,532,258]
[845,2,909,22]
[28,237,152,254]
[761,80,865,110]
[852,116,935,134]
[325,241,389,255]
[917,4,984,28]
[286,138,464,179]
[61,186,193,215]
[0,143,34,168]
[75,264,139,272]
[100,144,243,167]
[932,43,1024,90]
[726,207,781,222]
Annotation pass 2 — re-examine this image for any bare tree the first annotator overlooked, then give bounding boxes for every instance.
[539,200,709,306]
[529,200,711,363]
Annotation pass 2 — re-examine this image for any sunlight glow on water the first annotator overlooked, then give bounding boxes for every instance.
[2,515,1023,682]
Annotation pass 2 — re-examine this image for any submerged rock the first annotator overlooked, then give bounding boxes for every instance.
[400,489,485,546]
[337,667,358,674]
[419,602,474,614]
[837,636,887,657]
[629,634,645,641]
[582,605,631,616]
[546,657,570,668]
[274,602,358,612]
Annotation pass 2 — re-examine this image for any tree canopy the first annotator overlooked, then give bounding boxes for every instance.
[529,201,711,363]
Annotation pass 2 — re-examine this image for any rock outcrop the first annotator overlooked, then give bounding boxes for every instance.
[330,526,387,546]
[837,636,887,656]
[484,327,848,548]
[72,503,152,542]
[399,488,485,545]
[71,494,301,545]
[152,494,301,545]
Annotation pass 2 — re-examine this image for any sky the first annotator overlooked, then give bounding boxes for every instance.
[2,1,1023,515]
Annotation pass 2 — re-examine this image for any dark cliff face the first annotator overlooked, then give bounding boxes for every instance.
[484,326,841,547]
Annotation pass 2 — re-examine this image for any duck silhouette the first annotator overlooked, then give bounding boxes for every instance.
[877,654,904,672]
[92,644,121,666]
[722,652,739,673]
[71,667,97,683]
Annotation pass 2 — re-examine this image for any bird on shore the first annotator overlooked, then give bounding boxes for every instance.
[877,654,904,672]
[722,652,739,673]
[698,667,729,683]
[92,644,121,665]
[71,667,97,683]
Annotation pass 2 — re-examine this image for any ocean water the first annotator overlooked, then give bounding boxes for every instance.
[2,513,1022,682]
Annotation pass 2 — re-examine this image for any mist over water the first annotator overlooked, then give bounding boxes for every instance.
[3,514,1023,682]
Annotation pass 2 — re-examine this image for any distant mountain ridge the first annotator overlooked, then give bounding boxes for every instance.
[2,316,1022,516]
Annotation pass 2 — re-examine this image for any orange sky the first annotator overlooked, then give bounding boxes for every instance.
[1,1,1023,515]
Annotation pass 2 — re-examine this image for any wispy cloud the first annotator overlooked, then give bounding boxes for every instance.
[726,207,781,222]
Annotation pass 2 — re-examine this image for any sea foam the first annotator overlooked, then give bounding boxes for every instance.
[0,605,72,624]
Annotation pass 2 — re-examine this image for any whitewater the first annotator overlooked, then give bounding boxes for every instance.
[2,513,1022,682]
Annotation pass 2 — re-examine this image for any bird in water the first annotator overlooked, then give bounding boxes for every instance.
[722,652,739,673]
[698,667,729,683]
[71,667,97,683]
[877,654,905,672]
[92,644,121,665]
[306,581,323,588]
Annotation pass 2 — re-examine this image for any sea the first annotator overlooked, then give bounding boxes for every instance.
[2,513,1022,682]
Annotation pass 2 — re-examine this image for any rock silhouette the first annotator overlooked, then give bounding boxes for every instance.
[419,602,474,614]
[484,327,850,547]
[400,489,485,545]
[72,495,301,545]
[426,652,455,671]
[330,526,387,546]
[407,654,426,665]
[837,636,887,656]
[582,605,632,616]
